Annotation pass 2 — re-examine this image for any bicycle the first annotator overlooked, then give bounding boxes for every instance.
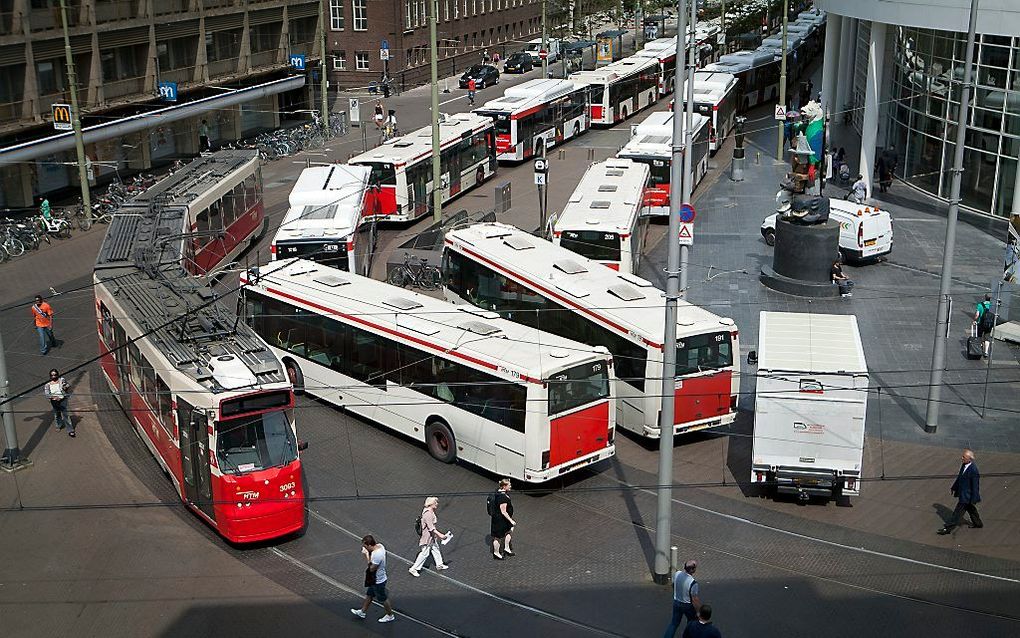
[387,252,442,290]
[37,214,73,243]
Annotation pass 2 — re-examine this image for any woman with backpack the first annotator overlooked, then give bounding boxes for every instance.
[489,478,516,559]
[409,497,450,577]
[974,294,996,357]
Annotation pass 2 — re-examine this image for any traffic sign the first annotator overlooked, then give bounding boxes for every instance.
[380,48,390,61]
[678,202,696,223]
[381,39,390,50]
[535,172,547,186]
[290,53,306,71]
[157,81,177,102]
[678,222,694,245]
[533,158,548,172]
[539,49,548,60]
[52,103,72,131]
[774,104,787,120]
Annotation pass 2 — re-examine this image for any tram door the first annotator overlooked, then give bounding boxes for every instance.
[177,397,215,520]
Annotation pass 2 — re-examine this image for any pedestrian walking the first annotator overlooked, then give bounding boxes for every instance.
[662,559,701,638]
[974,294,995,356]
[467,78,477,106]
[373,102,385,129]
[938,449,983,535]
[849,174,868,203]
[39,196,51,221]
[489,477,515,559]
[45,368,74,437]
[409,497,451,577]
[352,535,396,623]
[198,119,211,152]
[32,295,57,355]
[681,604,721,638]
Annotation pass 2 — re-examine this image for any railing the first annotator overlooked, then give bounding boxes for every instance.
[30,7,77,32]
[207,59,236,77]
[249,50,278,69]
[158,67,194,86]
[202,0,236,10]
[94,0,147,24]
[0,100,19,124]
[154,0,190,15]
[102,76,147,101]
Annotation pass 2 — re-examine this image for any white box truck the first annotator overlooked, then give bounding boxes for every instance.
[524,38,561,62]
[750,312,868,502]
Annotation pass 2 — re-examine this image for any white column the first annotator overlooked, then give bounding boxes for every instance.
[835,16,855,115]
[859,21,886,198]
[1011,153,1020,216]
[820,12,842,111]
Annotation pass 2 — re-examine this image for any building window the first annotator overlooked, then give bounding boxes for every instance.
[206,29,242,63]
[444,0,449,21]
[333,51,346,70]
[405,0,413,30]
[420,0,427,26]
[353,0,367,31]
[355,51,370,71]
[329,0,344,30]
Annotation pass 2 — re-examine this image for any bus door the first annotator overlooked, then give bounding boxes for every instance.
[113,321,131,402]
[448,139,464,195]
[178,397,215,519]
[409,164,430,217]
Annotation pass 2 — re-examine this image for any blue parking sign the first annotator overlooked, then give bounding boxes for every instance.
[290,54,306,71]
[157,81,177,102]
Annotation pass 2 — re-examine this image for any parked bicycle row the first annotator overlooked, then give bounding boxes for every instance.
[222,112,349,163]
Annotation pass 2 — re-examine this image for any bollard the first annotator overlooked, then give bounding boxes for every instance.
[669,545,679,576]
[756,151,761,165]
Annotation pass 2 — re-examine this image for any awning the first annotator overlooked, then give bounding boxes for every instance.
[0,75,305,164]
[597,29,629,38]
[564,40,596,52]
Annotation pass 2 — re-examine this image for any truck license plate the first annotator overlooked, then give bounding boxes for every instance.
[865,239,876,246]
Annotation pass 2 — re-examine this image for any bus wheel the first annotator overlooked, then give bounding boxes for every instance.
[284,359,305,396]
[476,166,485,185]
[426,420,457,464]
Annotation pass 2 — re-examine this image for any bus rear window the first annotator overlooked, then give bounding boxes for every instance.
[221,390,291,418]
[364,162,396,186]
[548,361,610,415]
[676,332,732,376]
[560,230,622,262]
[493,116,511,134]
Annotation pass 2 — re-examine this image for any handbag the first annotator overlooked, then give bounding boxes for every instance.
[364,567,375,587]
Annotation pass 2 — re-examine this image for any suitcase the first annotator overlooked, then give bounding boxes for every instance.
[966,336,984,360]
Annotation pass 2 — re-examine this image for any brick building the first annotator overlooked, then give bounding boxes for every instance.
[0,0,325,208]
[325,0,542,89]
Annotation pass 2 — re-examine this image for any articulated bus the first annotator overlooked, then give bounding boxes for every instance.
[635,37,679,96]
[550,158,650,274]
[682,71,738,154]
[270,164,376,275]
[570,55,660,126]
[94,151,304,544]
[241,261,616,482]
[349,113,497,223]
[616,111,710,215]
[704,49,782,112]
[443,223,739,438]
[473,78,589,162]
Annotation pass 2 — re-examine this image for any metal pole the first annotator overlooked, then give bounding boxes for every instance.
[430,0,442,224]
[981,280,1002,418]
[721,0,726,54]
[680,0,696,296]
[925,0,980,433]
[542,0,549,76]
[653,0,688,586]
[636,0,644,50]
[0,324,23,469]
[59,0,90,214]
[775,0,789,160]
[318,0,330,131]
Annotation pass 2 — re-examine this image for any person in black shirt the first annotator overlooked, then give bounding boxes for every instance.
[490,478,516,559]
[682,604,722,638]
[831,260,854,297]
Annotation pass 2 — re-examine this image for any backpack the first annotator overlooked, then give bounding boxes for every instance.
[979,302,995,333]
[486,492,496,517]
[414,514,423,537]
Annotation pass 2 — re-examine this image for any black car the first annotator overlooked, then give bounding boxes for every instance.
[459,64,500,89]
[503,52,534,74]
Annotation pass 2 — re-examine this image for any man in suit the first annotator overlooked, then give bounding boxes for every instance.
[938,449,983,535]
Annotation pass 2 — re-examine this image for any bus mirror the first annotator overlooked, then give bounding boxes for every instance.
[747,350,758,366]
[298,440,309,452]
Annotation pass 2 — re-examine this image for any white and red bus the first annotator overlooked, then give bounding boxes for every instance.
[349,113,497,223]
[570,55,660,126]
[635,37,679,96]
[616,111,710,215]
[682,71,738,154]
[443,223,740,438]
[94,152,305,544]
[551,158,650,274]
[241,261,616,482]
[473,78,589,162]
[270,164,376,275]
[704,48,782,112]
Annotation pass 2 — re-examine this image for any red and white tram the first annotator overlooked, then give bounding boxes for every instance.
[93,151,305,543]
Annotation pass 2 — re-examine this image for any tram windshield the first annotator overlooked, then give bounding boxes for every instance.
[216,409,297,474]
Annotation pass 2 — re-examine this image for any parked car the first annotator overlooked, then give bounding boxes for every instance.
[459,64,500,89]
[503,52,534,74]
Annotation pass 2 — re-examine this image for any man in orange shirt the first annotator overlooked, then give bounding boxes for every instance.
[31,295,57,355]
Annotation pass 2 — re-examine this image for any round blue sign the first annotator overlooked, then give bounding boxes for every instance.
[678,203,696,223]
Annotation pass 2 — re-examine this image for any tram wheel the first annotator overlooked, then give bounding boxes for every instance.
[425,420,457,464]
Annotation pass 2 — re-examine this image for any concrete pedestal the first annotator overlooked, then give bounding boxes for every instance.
[760,217,841,298]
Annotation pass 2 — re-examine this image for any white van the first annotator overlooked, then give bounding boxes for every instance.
[524,38,561,62]
[761,198,893,262]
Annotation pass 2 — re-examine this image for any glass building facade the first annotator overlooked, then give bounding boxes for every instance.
[885,26,1020,217]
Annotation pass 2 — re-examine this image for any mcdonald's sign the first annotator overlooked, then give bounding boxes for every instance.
[52,103,72,131]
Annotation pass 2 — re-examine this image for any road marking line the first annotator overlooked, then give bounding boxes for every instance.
[270,547,459,636]
[440,95,467,106]
[606,476,1020,585]
[305,508,626,637]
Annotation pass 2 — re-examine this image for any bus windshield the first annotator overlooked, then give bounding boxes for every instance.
[548,361,610,415]
[365,162,396,186]
[216,409,297,474]
[493,116,511,134]
[676,331,732,376]
[559,230,622,262]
